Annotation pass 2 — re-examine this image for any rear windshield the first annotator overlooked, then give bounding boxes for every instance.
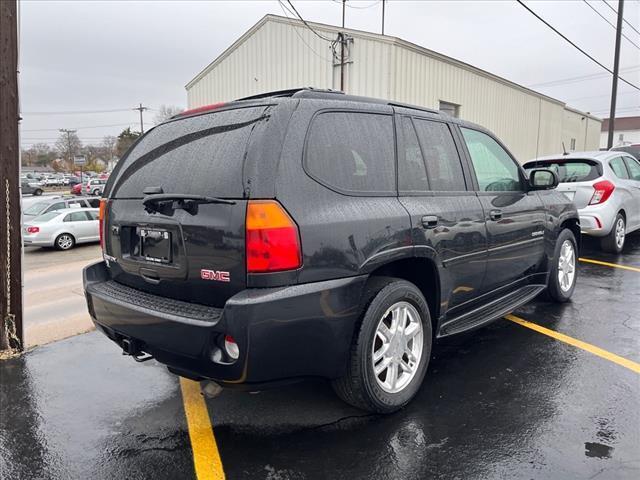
[524,159,601,183]
[108,106,270,198]
[24,202,48,215]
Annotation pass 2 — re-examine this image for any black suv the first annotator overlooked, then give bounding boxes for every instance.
[84,89,579,413]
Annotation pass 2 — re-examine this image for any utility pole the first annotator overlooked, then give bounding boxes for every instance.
[607,0,624,149]
[133,103,148,134]
[340,0,346,92]
[382,0,386,35]
[0,0,23,353]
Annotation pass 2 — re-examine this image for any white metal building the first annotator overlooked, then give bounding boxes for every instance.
[186,14,602,161]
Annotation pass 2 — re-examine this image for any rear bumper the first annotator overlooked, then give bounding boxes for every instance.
[83,261,366,387]
[578,202,617,237]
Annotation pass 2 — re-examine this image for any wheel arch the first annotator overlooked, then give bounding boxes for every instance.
[560,217,581,253]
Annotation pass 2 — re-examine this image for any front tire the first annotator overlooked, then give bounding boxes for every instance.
[92,188,100,196]
[546,229,577,303]
[601,213,625,254]
[34,189,43,196]
[55,233,75,251]
[332,279,432,413]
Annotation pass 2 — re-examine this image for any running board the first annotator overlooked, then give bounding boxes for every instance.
[438,285,546,337]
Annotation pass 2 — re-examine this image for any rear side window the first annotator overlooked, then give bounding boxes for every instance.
[413,119,466,191]
[610,157,629,179]
[305,112,395,195]
[524,160,601,183]
[624,157,640,181]
[109,106,269,198]
[398,117,429,192]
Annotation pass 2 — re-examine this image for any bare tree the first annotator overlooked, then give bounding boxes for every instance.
[154,104,184,124]
[55,130,82,169]
[102,135,117,161]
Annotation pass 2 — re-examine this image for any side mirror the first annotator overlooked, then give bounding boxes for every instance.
[529,169,558,190]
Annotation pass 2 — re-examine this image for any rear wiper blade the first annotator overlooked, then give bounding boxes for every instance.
[143,193,236,214]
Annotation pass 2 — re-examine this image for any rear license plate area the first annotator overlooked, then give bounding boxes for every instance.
[139,228,172,264]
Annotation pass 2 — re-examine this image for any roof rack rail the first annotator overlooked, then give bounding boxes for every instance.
[387,102,441,115]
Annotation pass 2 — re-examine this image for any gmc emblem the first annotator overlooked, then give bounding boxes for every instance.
[200,269,230,282]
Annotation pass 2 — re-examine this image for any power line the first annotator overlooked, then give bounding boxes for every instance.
[332,0,381,9]
[582,0,640,50]
[277,0,333,62]
[528,65,640,88]
[600,0,640,36]
[516,0,640,92]
[285,0,335,42]
[22,122,136,132]
[22,108,134,115]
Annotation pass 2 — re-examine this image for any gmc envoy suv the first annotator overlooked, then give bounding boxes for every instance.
[84,89,579,413]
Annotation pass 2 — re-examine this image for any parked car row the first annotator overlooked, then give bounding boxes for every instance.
[70,178,107,196]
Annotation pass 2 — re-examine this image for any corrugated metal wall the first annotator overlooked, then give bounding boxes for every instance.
[186,16,601,161]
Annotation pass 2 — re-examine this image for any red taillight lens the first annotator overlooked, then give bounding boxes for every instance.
[99,199,107,250]
[26,226,39,234]
[246,200,302,273]
[589,180,615,205]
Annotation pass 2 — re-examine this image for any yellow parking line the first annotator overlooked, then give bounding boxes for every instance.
[180,378,226,480]
[578,257,640,273]
[505,314,640,374]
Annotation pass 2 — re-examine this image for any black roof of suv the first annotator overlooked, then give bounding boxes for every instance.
[85,88,580,413]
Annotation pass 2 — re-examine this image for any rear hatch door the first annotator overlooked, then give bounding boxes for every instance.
[524,158,601,208]
[104,105,273,307]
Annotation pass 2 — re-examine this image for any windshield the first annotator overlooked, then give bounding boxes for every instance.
[31,212,61,222]
[24,202,48,215]
[524,159,601,183]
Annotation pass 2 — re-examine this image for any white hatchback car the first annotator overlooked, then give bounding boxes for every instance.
[23,207,99,250]
[525,151,640,253]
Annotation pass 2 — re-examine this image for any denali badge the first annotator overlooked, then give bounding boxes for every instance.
[201,269,230,282]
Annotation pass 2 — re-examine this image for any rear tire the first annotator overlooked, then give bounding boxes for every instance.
[55,233,75,251]
[34,189,43,196]
[332,279,432,414]
[546,229,577,303]
[600,213,625,254]
[92,188,100,196]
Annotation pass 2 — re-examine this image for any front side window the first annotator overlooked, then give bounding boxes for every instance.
[610,157,630,179]
[461,128,522,192]
[624,157,640,181]
[413,119,466,191]
[305,112,395,195]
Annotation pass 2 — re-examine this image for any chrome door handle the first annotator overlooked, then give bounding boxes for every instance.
[489,209,502,221]
[421,215,438,229]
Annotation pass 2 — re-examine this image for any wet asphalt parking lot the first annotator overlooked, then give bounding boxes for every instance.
[1,235,639,479]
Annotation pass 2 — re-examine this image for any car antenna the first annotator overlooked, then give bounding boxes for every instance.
[562,142,568,156]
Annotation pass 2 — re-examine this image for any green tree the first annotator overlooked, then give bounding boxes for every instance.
[116,127,141,158]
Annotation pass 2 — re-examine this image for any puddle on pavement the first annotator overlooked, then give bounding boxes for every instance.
[584,442,613,459]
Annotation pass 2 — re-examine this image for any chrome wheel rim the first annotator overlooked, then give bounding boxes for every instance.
[58,235,73,250]
[371,301,423,394]
[615,218,625,250]
[557,240,575,292]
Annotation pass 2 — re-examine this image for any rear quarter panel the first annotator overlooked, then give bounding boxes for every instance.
[535,189,580,264]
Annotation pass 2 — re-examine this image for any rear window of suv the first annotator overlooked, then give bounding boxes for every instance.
[524,160,601,183]
[305,111,395,195]
[108,106,270,198]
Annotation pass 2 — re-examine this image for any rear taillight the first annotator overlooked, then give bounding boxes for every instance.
[589,180,615,205]
[26,226,39,234]
[99,199,107,250]
[246,200,302,273]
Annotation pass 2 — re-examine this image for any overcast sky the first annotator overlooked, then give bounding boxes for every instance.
[19,0,640,149]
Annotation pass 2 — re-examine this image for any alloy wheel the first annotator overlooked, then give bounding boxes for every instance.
[557,240,575,292]
[57,234,73,250]
[615,218,625,250]
[371,301,424,393]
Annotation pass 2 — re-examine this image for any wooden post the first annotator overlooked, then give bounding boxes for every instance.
[0,0,24,352]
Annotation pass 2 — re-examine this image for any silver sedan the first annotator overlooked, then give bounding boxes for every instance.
[23,207,100,250]
[525,151,640,253]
